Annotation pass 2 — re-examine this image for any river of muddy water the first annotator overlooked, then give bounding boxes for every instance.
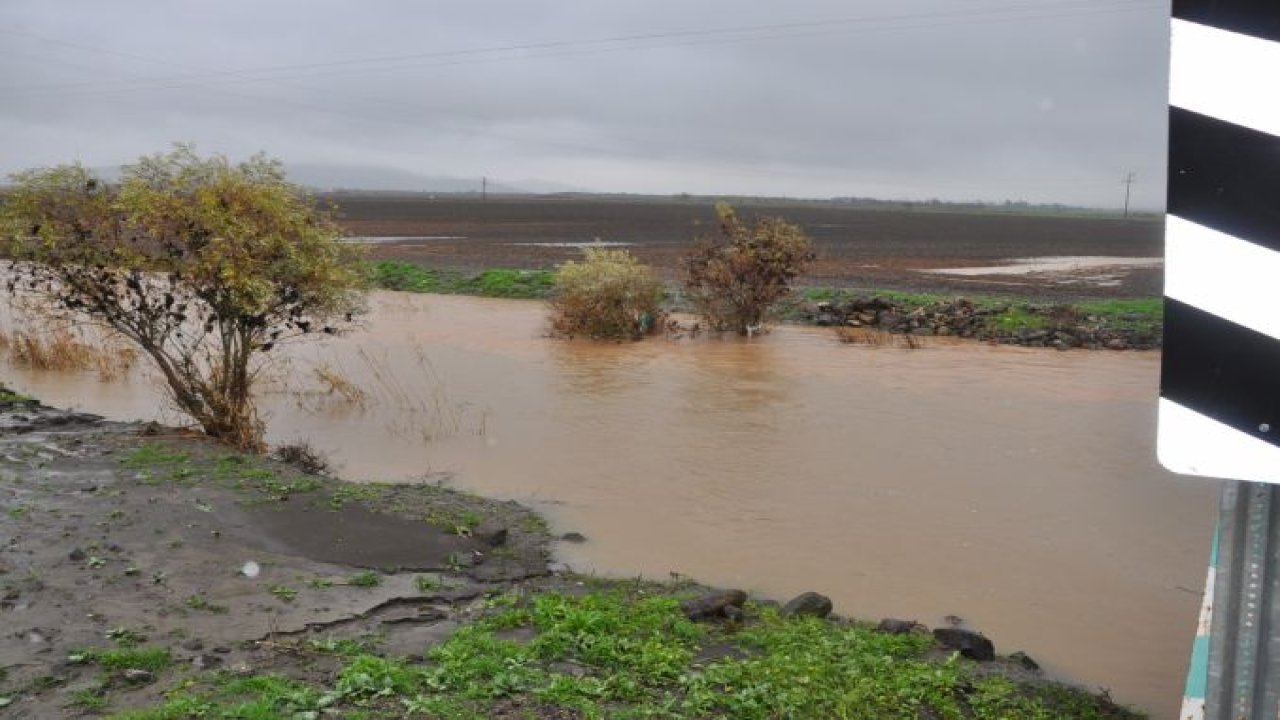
[1,292,1217,716]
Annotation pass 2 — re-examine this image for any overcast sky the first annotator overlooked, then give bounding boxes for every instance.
[0,0,1170,208]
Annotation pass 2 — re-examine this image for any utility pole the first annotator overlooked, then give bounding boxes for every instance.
[1122,172,1135,219]
[482,176,487,202]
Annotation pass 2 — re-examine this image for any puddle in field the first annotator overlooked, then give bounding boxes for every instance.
[0,292,1216,716]
[924,255,1162,287]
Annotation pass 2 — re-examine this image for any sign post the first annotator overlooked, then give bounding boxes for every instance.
[1160,3,1280,718]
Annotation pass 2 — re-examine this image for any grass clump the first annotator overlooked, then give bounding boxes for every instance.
[548,247,664,340]
[73,647,171,674]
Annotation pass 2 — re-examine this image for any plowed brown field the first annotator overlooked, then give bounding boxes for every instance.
[331,193,1163,299]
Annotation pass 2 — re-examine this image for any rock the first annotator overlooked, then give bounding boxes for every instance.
[191,654,223,671]
[473,522,508,547]
[181,638,204,651]
[1009,651,1041,673]
[212,646,231,654]
[68,548,86,562]
[933,627,995,661]
[876,618,922,635]
[560,532,587,543]
[122,669,154,684]
[680,589,747,620]
[815,313,839,327]
[1105,338,1129,351]
[781,591,833,619]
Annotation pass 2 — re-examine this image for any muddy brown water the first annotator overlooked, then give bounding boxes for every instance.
[1,292,1216,716]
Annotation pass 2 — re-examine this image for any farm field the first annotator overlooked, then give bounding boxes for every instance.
[331,193,1166,300]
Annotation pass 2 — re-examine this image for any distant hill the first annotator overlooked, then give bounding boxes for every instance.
[86,162,587,195]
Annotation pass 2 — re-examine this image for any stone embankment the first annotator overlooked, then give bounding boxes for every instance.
[798,296,1162,350]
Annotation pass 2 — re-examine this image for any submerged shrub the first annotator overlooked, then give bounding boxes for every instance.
[682,202,815,335]
[549,247,664,340]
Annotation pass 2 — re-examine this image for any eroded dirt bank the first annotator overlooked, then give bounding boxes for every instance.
[1,394,1141,718]
[0,395,548,718]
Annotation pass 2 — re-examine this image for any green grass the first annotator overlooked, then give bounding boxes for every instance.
[347,570,383,588]
[120,444,190,468]
[369,261,555,299]
[108,590,1140,720]
[0,387,35,405]
[799,286,1162,336]
[73,647,172,674]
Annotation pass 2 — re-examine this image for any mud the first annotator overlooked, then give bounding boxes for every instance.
[0,397,549,718]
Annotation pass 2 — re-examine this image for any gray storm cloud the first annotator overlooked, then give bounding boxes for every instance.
[0,0,1169,208]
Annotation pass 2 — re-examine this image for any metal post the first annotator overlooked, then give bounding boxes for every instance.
[1205,481,1280,719]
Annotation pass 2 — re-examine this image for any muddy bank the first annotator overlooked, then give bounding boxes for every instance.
[1,394,1142,718]
[0,394,548,718]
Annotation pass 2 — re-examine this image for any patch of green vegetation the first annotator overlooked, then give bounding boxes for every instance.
[109,674,324,720]
[347,570,382,588]
[424,507,485,537]
[106,627,147,647]
[70,687,108,711]
[184,594,228,614]
[414,574,453,593]
[306,635,380,657]
[1077,298,1163,331]
[269,585,298,603]
[369,261,555,299]
[5,506,30,519]
[121,444,190,469]
[327,483,387,509]
[73,647,171,674]
[0,388,35,405]
[107,589,1141,720]
[990,306,1051,332]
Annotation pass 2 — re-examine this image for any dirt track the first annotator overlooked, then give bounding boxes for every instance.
[329,193,1165,299]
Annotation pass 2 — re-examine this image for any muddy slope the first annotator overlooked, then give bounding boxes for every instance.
[0,396,549,718]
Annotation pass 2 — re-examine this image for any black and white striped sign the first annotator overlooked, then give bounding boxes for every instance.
[1158,1,1280,484]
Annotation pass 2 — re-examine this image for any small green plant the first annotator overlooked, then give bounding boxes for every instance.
[347,571,382,588]
[185,594,228,613]
[121,444,190,468]
[269,585,298,603]
[72,647,171,673]
[683,202,815,335]
[549,247,664,340]
[106,627,147,647]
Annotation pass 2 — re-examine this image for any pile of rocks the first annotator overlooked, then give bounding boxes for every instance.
[801,296,1161,350]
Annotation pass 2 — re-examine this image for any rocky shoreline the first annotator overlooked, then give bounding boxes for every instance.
[792,295,1161,350]
[0,390,1142,718]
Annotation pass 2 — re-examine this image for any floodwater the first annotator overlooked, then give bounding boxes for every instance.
[1,292,1217,716]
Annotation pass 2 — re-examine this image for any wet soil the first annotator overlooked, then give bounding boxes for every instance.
[330,193,1165,299]
[0,397,549,718]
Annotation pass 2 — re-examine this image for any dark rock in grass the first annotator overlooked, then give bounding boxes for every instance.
[781,591,833,619]
[680,589,747,620]
[68,548,86,562]
[1009,650,1041,673]
[560,532,587,543]
[933,627,995,661]
[877,618,923,635]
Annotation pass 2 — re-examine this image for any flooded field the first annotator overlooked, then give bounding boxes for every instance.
[1,292,1216,716]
